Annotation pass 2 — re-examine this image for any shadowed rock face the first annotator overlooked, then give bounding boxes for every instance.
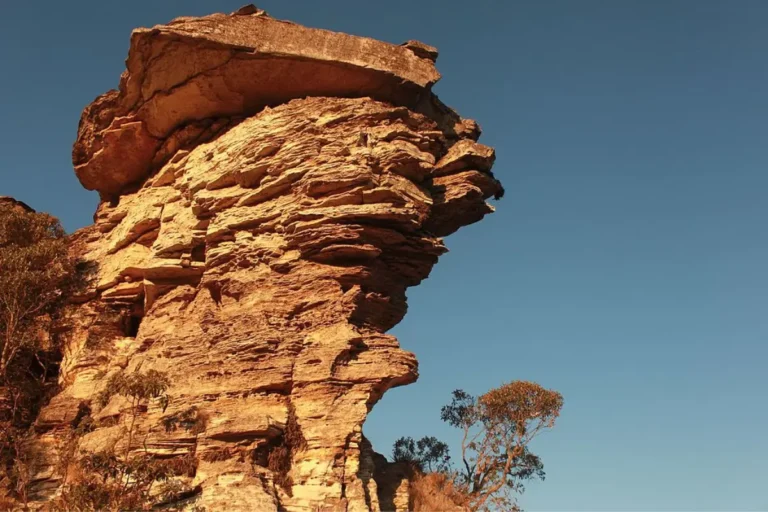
[34,6,501,511]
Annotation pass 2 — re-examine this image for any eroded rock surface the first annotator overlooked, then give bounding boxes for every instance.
[71,4,481,199]
[32,6,501,511]
[0,196,34,213]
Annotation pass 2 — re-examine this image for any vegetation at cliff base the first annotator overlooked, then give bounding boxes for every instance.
[0,201,75,380]
[0,201,78,505]
[55,369,201,511]
[394,380,563,512]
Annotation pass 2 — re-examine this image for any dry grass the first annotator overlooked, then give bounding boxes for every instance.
[267,403,307,496]
[409,472,469,512]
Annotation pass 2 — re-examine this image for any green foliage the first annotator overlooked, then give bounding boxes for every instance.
[442,381,563,511]
[97,369,171,410]
[440,389,478,429]
[392,436,451,473]
[396,381,563,512]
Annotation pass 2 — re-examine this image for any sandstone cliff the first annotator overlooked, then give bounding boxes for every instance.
[30,6,502,511]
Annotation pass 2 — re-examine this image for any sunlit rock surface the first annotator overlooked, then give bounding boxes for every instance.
[32,5,501,511]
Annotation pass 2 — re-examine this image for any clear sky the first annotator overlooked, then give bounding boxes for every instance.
[2,1,767,510]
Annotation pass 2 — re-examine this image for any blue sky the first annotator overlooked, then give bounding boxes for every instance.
[2,1,767,510]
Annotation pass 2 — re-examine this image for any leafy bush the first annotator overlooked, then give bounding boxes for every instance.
[55,370,200,511]
[266,403,306,495]
[54,452,196,511]
[161,406,208,435]
[392,436,451,473]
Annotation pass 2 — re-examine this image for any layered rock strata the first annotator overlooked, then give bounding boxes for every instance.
[31,6,502,511]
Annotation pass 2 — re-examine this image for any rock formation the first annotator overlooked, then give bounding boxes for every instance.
[30,5,502,511]
[0,196,34,213]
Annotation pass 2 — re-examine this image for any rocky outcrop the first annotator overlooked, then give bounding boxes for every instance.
[72,4,477,199]
[0,196,34,213]
[31,5,501,511]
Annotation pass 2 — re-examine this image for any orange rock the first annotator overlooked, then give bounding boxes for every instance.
[32,6,501,511]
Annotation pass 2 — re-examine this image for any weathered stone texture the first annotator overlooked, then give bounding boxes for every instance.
[0,196,34,213]
[31,5,501,511]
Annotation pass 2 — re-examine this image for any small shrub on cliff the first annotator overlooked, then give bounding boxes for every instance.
[97,369,171,460]
[97,369,172,409]
[56,370,199,511]
[161,406,208,435]
[55,452,196,511]
[392,436,451,473]
[266,403,306,495]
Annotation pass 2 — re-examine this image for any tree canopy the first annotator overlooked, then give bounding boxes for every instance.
[392,435,452,473]
[0,202,75,381]
[0,201,78,506]
[394,381,563,512]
